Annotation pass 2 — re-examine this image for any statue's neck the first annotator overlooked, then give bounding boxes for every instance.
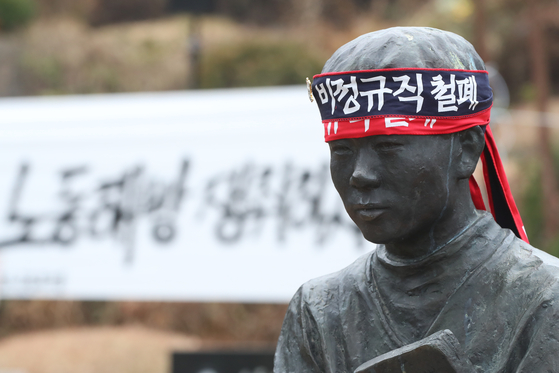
[383,200,479,261]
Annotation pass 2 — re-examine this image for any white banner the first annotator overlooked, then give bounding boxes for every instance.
[0,86,371,303]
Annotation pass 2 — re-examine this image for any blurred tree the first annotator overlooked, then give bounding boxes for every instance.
[521,148,559,256]
[471,0,487,61]
[489,0,559,100]
[199,41,324,88]
[527,0,559,244]
[373,0,428,21]
[211,0,381,28]
[321,0,357,29]
[0,0,35,31]
[213,0,287,26]
[495,0,559,246]
[167,0,216,14]
[33,0,93,19]
[291,0,322,29]
[88,0,166,26]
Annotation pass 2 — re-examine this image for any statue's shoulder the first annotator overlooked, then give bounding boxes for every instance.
[298,250,375,306]
[510,237,559,274]
[524,243,559,269]
[502,236,559,297]
[477,215,559,281]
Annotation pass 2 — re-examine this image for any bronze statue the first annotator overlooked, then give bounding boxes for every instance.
[274,27,559,373]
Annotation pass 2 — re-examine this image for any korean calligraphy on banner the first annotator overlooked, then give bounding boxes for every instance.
[0,87,368,303]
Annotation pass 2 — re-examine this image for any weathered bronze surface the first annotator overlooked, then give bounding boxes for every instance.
[274,27,559,373]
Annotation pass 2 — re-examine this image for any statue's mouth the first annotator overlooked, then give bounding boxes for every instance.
[353,204,387,221]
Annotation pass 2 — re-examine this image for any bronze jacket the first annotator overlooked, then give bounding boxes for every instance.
[274,212,559,373]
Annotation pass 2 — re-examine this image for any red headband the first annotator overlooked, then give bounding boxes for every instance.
[311,68,529,243]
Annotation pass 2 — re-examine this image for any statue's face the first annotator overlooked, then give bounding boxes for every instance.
[329,134,455,245]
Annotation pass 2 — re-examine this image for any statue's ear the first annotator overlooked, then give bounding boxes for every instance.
[455,126,485,179]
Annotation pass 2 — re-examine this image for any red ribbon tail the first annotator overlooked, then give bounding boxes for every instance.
[480,126,529,243]
[469,176,486,211]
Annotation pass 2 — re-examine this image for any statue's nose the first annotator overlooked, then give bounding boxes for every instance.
[349,151,381,189]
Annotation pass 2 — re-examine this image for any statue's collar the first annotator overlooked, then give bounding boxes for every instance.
[375,210,492,271]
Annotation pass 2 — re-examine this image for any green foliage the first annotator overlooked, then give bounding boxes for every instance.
[0,0,35,31]
[519,83,537,103]
[88,0,166,27]
[521,163,544,245]
[20,55,65,94]
[545,237,559,258]
[520,147,559,256]
[199,41,324,89]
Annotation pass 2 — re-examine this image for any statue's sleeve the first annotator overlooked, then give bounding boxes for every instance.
[511,288,559,373]
[274,286,326,373]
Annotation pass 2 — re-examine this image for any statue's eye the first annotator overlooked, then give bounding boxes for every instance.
[330,144,353,156]
[375,141,403,152]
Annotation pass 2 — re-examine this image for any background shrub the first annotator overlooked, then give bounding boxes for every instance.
[520,146,559,256]
[0,0,35,31]
[88,0,166,26]
[199,40,324,89]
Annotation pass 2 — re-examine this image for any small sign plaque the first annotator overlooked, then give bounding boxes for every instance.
[172,351,274,373]
[167,0,216,14]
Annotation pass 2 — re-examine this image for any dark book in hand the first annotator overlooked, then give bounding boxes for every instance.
[354,330,475,373]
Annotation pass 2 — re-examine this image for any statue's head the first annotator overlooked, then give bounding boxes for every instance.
[311,27,527,257]
[322,27,485,72]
